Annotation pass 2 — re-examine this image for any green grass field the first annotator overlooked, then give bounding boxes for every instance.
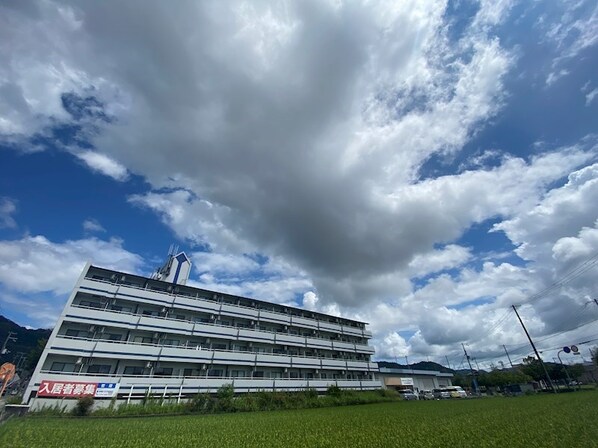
[1,391,596,447]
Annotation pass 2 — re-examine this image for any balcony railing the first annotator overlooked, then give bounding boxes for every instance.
[50,335,377,370]
[81,276,368,332]
[67,304,375,354]
[34,371,383,399]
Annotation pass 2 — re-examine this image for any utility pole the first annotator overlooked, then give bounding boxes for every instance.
[1,331,17,356]
[445,356,452,370]
[462,343,479,396]
[512,305,557,393]
[503,345,514,368]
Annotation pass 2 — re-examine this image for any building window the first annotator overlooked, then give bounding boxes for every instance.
[50,362,75,372]
[162,339,179,346]
[107,333,122,341]
[212,343,228,351]
[252,371,265,378]
[87,364,111,374]
[133,336,155,344]
[65,329,80,337]
[154,367,173,376]
[80,300,102,308]
[123,366,145,376]
[208,369,223,377]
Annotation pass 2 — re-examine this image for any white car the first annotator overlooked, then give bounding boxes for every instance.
[398,389,419,401]
[433,388,451,399]
[421,390,435,400]
[445,386,468,398]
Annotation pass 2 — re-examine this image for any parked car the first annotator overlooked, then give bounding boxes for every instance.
[445,386,468,398]
[421,390,435,400]
[398,389,419,401]
[433,388,451,399]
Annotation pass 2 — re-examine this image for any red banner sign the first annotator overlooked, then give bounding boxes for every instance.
[37,380,97,397]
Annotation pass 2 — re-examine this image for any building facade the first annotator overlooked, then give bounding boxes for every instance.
[24,254,380,407]
[378,367,453,392]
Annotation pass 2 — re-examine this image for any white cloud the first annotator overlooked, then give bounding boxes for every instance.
[546,69,569,86]
[552,222,598,262]
[540,1,598,74]
[74,150,128,181]
[1,1,597,363]
[585,88,598,106]
[0,234,144,327]
[0,235,144,295]
[82,218,106,233]
[0,197,17,229]
[495,161,598,261]
[302,291,319,311]
[191,252,260,278]
[376,332,410,359]
[408,245,472,278]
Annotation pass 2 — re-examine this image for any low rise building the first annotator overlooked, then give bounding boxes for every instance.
[378,366,453,392]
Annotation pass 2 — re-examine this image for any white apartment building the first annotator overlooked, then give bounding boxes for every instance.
[24,253,380,407]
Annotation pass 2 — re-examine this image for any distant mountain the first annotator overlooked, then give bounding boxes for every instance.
[0,315,52,366]
[377,360,454,374]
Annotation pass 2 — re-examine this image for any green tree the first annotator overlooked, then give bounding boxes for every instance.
[519,359,545,382]
[567,364,584,380]
[452,374,467,388]
[478,369,532,388]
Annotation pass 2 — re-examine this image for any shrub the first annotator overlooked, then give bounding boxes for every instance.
[326,385,342,397]
[234,393,259,412]
[303,388,319,400]
[72,396,94,417]
[377,388,398,398]
[215,384,235,412]
[185,393,210,414]
[5,395,23,404]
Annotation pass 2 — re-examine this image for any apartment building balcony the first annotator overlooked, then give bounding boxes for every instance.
[79,277,366,338]
[64,305,375,355]
[47,336,376,373]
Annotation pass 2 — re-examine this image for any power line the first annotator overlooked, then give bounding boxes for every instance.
[515,251,598,307]
[484,308,515,336]
[466,252,598,353]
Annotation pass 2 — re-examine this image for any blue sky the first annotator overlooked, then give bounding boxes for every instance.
[1,0,597,368]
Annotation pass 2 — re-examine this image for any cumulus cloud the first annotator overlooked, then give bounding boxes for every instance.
[1,1,597,364]
[0,235,144,295]
[0,235,144,327]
